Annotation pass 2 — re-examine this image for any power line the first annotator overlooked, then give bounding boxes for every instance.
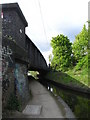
[37,0,48,44]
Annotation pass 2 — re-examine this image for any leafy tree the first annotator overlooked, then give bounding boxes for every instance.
[88,21,90,81]
[50,34,72,71]
[72,24,88,61]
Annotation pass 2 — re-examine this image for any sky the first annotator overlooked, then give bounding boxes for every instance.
[0,0,89,64]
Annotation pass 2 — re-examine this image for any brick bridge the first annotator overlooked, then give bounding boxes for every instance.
[2,3,48,71]
[1,3,49,110]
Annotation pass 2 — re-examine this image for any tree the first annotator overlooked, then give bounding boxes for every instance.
[72,24,88,61]
[50,34,72,71]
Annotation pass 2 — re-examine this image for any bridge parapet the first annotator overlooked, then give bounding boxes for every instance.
[25,35,48,71]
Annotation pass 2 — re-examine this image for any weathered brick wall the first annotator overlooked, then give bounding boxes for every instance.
[26,36,47,69]
[2,44,30,110]
[2,45,15,109]
[14,63,30,105]
[1,2,48,112]
[1,3,30,111]
[2,10,26,49]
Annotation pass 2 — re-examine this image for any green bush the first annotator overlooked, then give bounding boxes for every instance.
[75,55,88,71]
[6,93,21,111]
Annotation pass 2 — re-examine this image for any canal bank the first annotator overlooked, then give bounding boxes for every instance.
[44,71,90,95]
[42,78,90,95]
[39,78,90,119]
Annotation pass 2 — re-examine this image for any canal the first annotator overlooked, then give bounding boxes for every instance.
[39,79,90,119]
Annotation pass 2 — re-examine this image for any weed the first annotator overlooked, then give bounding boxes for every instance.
[6,93,21,111]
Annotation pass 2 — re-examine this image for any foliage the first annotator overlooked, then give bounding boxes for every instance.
[45,69,89,89]
[75,55,88,71]
[28,71,39,79]
[72,25,88,62]
[46,24,89,92]
[52,82,89,118]
[74,97,89,118]
[50,34,72,71]
[6,93,21,111]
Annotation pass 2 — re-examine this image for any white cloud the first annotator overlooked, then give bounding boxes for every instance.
[42,48,52,65]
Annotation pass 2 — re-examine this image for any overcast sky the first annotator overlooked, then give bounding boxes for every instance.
[1,0,89,64]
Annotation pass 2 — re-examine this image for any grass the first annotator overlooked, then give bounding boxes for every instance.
[66,68,88,87]
[45,67,89,89]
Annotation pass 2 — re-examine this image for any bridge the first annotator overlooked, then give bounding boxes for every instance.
[2,3,48,71]
[26,35,48,71]
[1,2,49,109]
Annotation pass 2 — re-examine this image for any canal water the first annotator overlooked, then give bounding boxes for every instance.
[39,79,90,119]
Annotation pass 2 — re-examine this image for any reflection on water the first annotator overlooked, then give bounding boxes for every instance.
[39,80,90,119]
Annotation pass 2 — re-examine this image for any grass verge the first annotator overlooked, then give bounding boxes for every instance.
[45,67,89,90]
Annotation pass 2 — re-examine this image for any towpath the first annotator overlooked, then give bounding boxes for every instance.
[7,79,75,119]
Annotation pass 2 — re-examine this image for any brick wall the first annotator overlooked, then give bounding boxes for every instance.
[14,63,30,105]
[2,45,30,110]
[2,45,15,109]
[2,10,26,49]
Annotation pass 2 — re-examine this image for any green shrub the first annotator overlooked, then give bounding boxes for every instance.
[75,55,88,71]
[6,93,21,111]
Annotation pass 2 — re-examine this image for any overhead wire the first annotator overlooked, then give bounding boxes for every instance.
[37,0,48,45]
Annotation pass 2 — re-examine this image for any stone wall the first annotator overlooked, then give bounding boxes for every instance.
[1,3,30,111]
[2,10,26,49]
[1,2,48,112]
[2,45,15,109]
[14,63,30,105]
[26,35,48,70]
[2,45,30,110]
